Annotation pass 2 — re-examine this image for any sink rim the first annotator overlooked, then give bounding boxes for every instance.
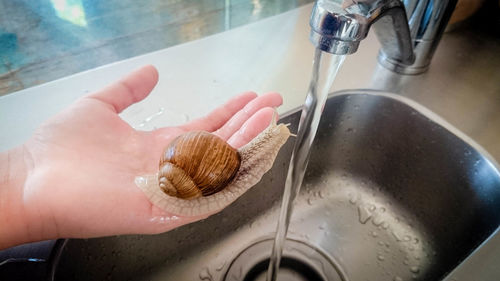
[279,89,500,170]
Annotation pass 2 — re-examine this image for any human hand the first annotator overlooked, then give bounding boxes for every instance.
[0,65,282,248]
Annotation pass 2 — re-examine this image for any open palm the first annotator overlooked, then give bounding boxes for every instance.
[21,65,282,242]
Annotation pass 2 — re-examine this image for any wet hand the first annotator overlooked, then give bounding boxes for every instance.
[1,65,282,248]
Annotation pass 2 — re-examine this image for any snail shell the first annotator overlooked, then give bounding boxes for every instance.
[158,131,241,199]
[136,119,291,217]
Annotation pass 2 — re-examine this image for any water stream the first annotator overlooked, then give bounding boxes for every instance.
[266,48,345,281]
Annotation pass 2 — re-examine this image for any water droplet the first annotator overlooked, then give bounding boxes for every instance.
[371,231,378,237]
[372,215,384,226]
[378,241,385,246]
[319,222,327,230]
[318,190,325,198]
[410,266,420,273]
[358,205,373,224]
[199,267,213,281]
[393,277,403,281]
[307,198,313,205]
[368,204,376,211]
[380,207,386,213]
[133,107,165,130]
[404,235,411,242]
[413,238,419,244]
[382,222,390,229]
[134,176,147,186]
[403,259,409,265]
[149,215,179,224]
[377,254,385,261]
[391,231,403,242]
[216,262,226,271]
[348,193,357,204]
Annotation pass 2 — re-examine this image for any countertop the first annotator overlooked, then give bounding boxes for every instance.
[0,0,314,95]
[0,3,499,280]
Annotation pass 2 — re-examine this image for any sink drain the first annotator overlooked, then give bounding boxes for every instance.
[223,238,347,281]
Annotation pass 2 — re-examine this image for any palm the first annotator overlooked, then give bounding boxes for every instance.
[23,66,282,240]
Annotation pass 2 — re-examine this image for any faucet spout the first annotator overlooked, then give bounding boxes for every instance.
[310,0,415,65]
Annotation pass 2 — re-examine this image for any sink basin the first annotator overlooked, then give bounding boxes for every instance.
[51,91,500,281]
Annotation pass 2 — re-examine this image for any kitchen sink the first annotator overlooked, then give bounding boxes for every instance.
[51,90,500,281]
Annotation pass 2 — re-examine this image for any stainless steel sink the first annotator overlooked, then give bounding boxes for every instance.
[51,90,500,281]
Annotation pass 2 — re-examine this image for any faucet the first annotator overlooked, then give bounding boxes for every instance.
[310,0,458,74]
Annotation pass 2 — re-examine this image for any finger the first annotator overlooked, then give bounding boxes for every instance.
[214,92,282,140]
[87,65,159,113]
[227,107,277,149]
[180,92,257,132]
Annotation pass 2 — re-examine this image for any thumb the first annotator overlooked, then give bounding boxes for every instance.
[88,65,159,113]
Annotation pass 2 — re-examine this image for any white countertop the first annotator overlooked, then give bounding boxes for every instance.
[0,4,380,151]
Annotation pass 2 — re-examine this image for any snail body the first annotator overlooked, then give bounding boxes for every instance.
[136,119,291,216]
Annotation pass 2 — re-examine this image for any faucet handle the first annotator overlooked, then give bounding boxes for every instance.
[381,0,458,74]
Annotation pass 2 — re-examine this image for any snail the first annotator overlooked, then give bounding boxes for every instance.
[135,118,291,217]
[158,131,241,199]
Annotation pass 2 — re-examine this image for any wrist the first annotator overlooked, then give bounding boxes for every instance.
[0,145,33,249]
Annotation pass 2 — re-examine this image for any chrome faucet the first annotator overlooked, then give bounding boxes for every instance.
[310,0,458,74]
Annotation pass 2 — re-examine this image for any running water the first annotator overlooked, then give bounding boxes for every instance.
[266,48,345,281]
